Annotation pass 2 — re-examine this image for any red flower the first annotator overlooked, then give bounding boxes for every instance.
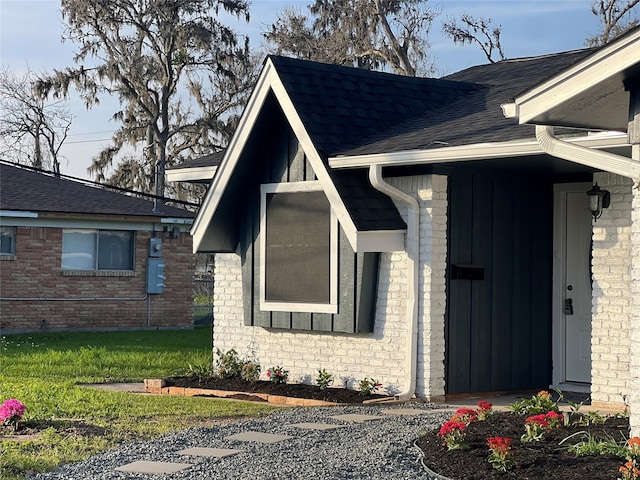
[477,400,492,412]
[438,420,467,437]
[487,436,512,454]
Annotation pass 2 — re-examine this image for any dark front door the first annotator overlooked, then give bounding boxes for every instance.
[446,170,553,394]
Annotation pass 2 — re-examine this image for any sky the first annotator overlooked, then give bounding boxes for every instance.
[0,0,605,180]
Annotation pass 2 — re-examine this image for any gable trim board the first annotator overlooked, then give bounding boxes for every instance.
[191,59,405,254]
[501,28,640,131]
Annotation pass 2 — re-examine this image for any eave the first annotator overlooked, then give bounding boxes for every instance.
[502,28,640,131]
[329,133,629,169]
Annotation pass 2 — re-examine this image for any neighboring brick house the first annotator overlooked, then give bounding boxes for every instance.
[0,163,195,332]
[184,29,640,433]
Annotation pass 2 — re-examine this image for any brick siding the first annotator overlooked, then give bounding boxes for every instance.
[0,227,194,332]
[590,173,634,409]
[212,174,448,400]
[631,178,640,436]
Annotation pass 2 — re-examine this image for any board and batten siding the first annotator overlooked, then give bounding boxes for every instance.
[238,123,378,333]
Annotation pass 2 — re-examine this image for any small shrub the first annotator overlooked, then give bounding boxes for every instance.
[266,366,288,384]
[214,348,244,379]
[450,408,478,426]
[521,411,564,442]
[510,390,560,415]
[562,431,627,457]
[241,363,261,383]
[315,369,334,390]
[358,377,381,396]
[185,362,212,379]
[487,436,515,472]
[0,398,26,431]
[437,421,468,450]
[476,400,493,420]
[619,460,640,480]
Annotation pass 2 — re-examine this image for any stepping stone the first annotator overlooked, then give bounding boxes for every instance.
[289,422,349,431]
[115,461,192,474]
[225,431,292,444]
[329,414,384,423]
[381,408,429,416]
[177,447,242,458]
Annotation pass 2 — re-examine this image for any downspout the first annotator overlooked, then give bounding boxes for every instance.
[369,165,419,400]
[535,125,640,178]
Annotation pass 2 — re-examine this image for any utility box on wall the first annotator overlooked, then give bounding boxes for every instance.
[147,258,165,294]
[149,237,162,257]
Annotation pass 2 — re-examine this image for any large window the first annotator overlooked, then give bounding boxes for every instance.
[260,182,337,313]
[62,229,134,271]
[0,226,16,255]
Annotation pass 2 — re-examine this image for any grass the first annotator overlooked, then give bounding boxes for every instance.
[0,327,276,479]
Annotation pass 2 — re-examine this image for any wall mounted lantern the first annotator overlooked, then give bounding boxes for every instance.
[586,183,610,221]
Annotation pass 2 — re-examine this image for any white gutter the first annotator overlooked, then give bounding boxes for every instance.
[329,134,629,169]
[535,126,640,178]
[368,165,419,401]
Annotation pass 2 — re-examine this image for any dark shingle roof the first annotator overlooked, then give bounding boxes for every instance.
[269,49,596,158]
[0,163,194,219]
[171,151,224,170]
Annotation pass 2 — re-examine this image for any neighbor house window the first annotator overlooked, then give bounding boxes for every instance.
[260,182,338,313]
[62,229,134,271]
[0,226,16,255]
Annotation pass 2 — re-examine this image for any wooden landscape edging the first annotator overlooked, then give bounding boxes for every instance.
[143,379,343,407]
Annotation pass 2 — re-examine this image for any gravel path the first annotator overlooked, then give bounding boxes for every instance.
[31,403,452,480]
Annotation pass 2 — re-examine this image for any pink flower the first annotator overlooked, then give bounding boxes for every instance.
[0,398,26,425]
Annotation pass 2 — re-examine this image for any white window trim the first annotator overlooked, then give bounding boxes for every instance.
[259,181,338,314]
[62,229,135,272]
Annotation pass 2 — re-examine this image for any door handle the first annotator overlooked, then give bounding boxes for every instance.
[564,298,574,315]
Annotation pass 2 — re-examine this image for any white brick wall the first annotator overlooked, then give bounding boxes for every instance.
[212,174,447,399]
[630,179,640,436]
[590,172,633,408]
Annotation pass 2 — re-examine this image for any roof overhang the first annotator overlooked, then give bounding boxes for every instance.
[166,165,217,183]
[329,132,629,169]
[502,28,640,131]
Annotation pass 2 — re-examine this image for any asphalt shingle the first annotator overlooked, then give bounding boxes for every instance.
[0,163,194,219]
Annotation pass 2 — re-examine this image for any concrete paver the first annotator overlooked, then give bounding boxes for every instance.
[288,422,349,430]
[176,447,242,458]
[225,431,292,444]
[381,408,429,416]
[114,460,193,473]
[329,414,384,423]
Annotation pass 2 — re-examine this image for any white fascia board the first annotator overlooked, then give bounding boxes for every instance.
[166,166,217,182]
[269,69,360,251]
[160,218,193,225]
[0,210,38,218]
[508,30,640,124]
[191,61,276,252]
[328,133,629,169]
[1,217,158,230]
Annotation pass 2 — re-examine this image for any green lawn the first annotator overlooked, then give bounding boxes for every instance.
[0,327,275,479]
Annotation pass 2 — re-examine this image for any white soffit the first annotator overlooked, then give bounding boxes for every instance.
[328,133,629,169]
[503,28,640,127]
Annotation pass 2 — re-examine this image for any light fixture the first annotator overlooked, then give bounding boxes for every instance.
[586,183,610,221]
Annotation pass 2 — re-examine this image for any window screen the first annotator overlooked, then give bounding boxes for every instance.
[62,229,134,271]
[0,226,16,255]
[264,191,331,304]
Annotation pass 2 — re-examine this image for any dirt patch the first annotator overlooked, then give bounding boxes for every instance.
[164,377,388,404]
[416,412,629,480]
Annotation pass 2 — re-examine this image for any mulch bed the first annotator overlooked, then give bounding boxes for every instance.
[163,376,388,404]
[416,412,630,480]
